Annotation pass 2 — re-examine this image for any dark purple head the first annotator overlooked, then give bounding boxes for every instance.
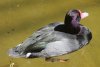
[64,9,88,26]
[64,9,89,34]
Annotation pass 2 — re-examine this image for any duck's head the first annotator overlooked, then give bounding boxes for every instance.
[64,9,89,26]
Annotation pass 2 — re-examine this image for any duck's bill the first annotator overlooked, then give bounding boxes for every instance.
[81,12,89,19]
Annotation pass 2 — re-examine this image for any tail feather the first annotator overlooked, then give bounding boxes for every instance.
[8,48,25,58]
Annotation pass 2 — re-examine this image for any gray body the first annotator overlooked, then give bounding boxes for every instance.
[9,22,91,58]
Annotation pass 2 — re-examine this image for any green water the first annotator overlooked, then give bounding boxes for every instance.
[0,0,100,67]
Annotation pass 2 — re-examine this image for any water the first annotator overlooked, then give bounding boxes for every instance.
[0,0,100,67]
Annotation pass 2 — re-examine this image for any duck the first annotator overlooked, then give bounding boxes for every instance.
[8,9,92,62]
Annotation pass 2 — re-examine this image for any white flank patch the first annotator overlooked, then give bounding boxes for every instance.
[26,53,31,58]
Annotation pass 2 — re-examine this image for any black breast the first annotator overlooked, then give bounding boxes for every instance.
[54,24,80,34]
[87,32,92,42]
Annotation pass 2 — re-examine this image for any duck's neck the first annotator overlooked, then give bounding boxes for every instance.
[64,15,80,34]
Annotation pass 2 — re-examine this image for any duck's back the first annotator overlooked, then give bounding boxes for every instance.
[8,22,63,57]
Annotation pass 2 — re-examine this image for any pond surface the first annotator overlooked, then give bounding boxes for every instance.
[0,0,100,67]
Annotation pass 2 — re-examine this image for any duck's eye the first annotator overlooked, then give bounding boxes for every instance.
[77,13,80,17]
